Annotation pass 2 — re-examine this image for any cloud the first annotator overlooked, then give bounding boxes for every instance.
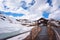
[49,9,60,20]
[17,0,49,20]
[0,0,60,20]
[28,0,50,20]
[0,0,48,19]
[0,0,32,14]
[48,0,60,20]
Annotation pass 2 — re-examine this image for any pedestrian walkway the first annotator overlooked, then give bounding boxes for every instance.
[35,26,49,40]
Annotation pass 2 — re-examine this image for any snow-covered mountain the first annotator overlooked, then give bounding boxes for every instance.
[0,13,35,25]
[0,13,35,40]
[0,14,17,23]
[0,13,34,34]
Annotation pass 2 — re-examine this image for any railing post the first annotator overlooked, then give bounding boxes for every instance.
[30,30,32,40]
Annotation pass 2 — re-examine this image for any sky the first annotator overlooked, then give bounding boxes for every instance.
[0,11,24,17]
[0,0,60,20]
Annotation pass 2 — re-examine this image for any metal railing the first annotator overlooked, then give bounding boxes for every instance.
[24,26,41,40]
[51,27,60,40]
[1,31,31,40]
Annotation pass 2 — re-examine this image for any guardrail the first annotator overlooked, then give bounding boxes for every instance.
[0,31,31,40]
[47,25,56,40]
[24,26,41,40]
[47,25,60,40]
[51,27,60,40]
[0,26,41,40]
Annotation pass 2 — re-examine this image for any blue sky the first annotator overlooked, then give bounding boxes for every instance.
[0,0,60,20]
[47,0,52,7]
[3,0,51,18]
[1,11,50,18]
[43,11,50,18]
[0,0,51,18]
[4,12,24,17]
[21,0,35,10]
[1,0,51,18]
[1,11,24,17]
